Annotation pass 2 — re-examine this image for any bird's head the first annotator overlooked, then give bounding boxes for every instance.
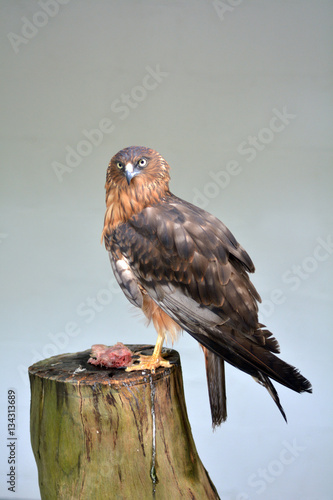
[106,146,170,193]
[102,146,171,234]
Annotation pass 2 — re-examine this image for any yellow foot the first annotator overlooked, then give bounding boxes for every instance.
[126,353,172,374]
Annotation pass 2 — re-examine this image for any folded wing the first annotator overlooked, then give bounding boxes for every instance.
[108,195,312,423]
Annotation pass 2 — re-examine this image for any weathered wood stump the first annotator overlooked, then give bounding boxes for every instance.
[29,345,220,500]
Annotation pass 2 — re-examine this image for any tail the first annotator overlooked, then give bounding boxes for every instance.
[202,347,227,427]
[195,327,312,425]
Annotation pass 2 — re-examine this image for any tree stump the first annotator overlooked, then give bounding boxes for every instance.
[29,345,220,500]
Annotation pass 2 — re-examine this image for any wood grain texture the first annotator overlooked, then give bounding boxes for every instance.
[29,345,220,500]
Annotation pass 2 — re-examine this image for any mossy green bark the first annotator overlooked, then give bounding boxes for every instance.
[29,345,220,500]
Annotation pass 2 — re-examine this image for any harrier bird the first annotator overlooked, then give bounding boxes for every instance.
[101,146,312,426]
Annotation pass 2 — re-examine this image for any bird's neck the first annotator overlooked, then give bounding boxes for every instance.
[101,180,169,242]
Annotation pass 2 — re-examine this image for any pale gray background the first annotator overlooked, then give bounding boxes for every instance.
[0,1,332,499]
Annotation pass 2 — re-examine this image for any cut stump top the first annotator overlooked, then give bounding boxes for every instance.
[28,344,180,388]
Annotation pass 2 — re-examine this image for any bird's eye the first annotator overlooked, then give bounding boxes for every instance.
[138,158,147,168]
[116,162,123,170]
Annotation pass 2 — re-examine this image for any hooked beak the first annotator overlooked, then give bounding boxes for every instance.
[124,163,137,185]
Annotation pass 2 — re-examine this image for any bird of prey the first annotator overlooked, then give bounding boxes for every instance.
[101,145,312,426]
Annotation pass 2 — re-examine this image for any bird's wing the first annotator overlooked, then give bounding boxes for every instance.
[109,195,311,402]
[110,195,264,337]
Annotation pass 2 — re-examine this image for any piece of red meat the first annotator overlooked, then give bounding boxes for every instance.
[88,342,133,368]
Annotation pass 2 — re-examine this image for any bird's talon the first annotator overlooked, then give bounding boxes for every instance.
[126,353,171,373]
